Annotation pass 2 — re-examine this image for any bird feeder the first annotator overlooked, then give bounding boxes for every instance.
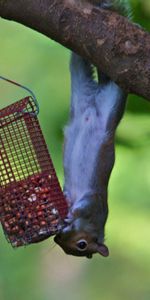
[0,78,68,247]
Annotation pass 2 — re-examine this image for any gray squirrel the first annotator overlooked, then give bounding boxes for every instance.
[54,0,130,258]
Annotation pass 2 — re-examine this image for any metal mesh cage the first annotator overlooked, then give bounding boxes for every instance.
[0,97,68,247]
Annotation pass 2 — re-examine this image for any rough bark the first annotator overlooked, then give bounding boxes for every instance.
[0,0,150,101]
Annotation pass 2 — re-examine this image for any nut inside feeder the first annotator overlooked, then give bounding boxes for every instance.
[0,79,68,247]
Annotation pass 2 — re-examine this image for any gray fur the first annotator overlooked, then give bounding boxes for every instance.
[63,53,126,208]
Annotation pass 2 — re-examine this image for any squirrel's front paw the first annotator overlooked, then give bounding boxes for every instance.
[72,200,92,218]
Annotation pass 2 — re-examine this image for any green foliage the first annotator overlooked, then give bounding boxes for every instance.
[0,1,150,299]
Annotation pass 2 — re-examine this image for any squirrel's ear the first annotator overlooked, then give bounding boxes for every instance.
[97,244,109,257]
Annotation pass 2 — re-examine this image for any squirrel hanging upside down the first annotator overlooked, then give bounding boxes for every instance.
[55,0,131,259]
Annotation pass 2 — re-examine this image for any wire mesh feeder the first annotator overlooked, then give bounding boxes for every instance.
[0,96,68,247]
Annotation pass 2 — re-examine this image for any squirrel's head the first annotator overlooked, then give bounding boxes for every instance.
[54,218,109,259]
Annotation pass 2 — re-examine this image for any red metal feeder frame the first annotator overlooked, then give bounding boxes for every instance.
[0,96,68,247]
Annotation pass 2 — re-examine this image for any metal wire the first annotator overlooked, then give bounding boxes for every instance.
[0,75,39,116]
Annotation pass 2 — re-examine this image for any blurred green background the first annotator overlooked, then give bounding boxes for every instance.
[0,0,150,299]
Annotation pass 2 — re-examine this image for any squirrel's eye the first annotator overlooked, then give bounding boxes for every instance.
[76,239,88,251]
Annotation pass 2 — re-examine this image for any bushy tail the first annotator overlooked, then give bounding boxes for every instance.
[100,0,132,19]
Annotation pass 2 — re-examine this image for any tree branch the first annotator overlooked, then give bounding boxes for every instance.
[0,0,150,101]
